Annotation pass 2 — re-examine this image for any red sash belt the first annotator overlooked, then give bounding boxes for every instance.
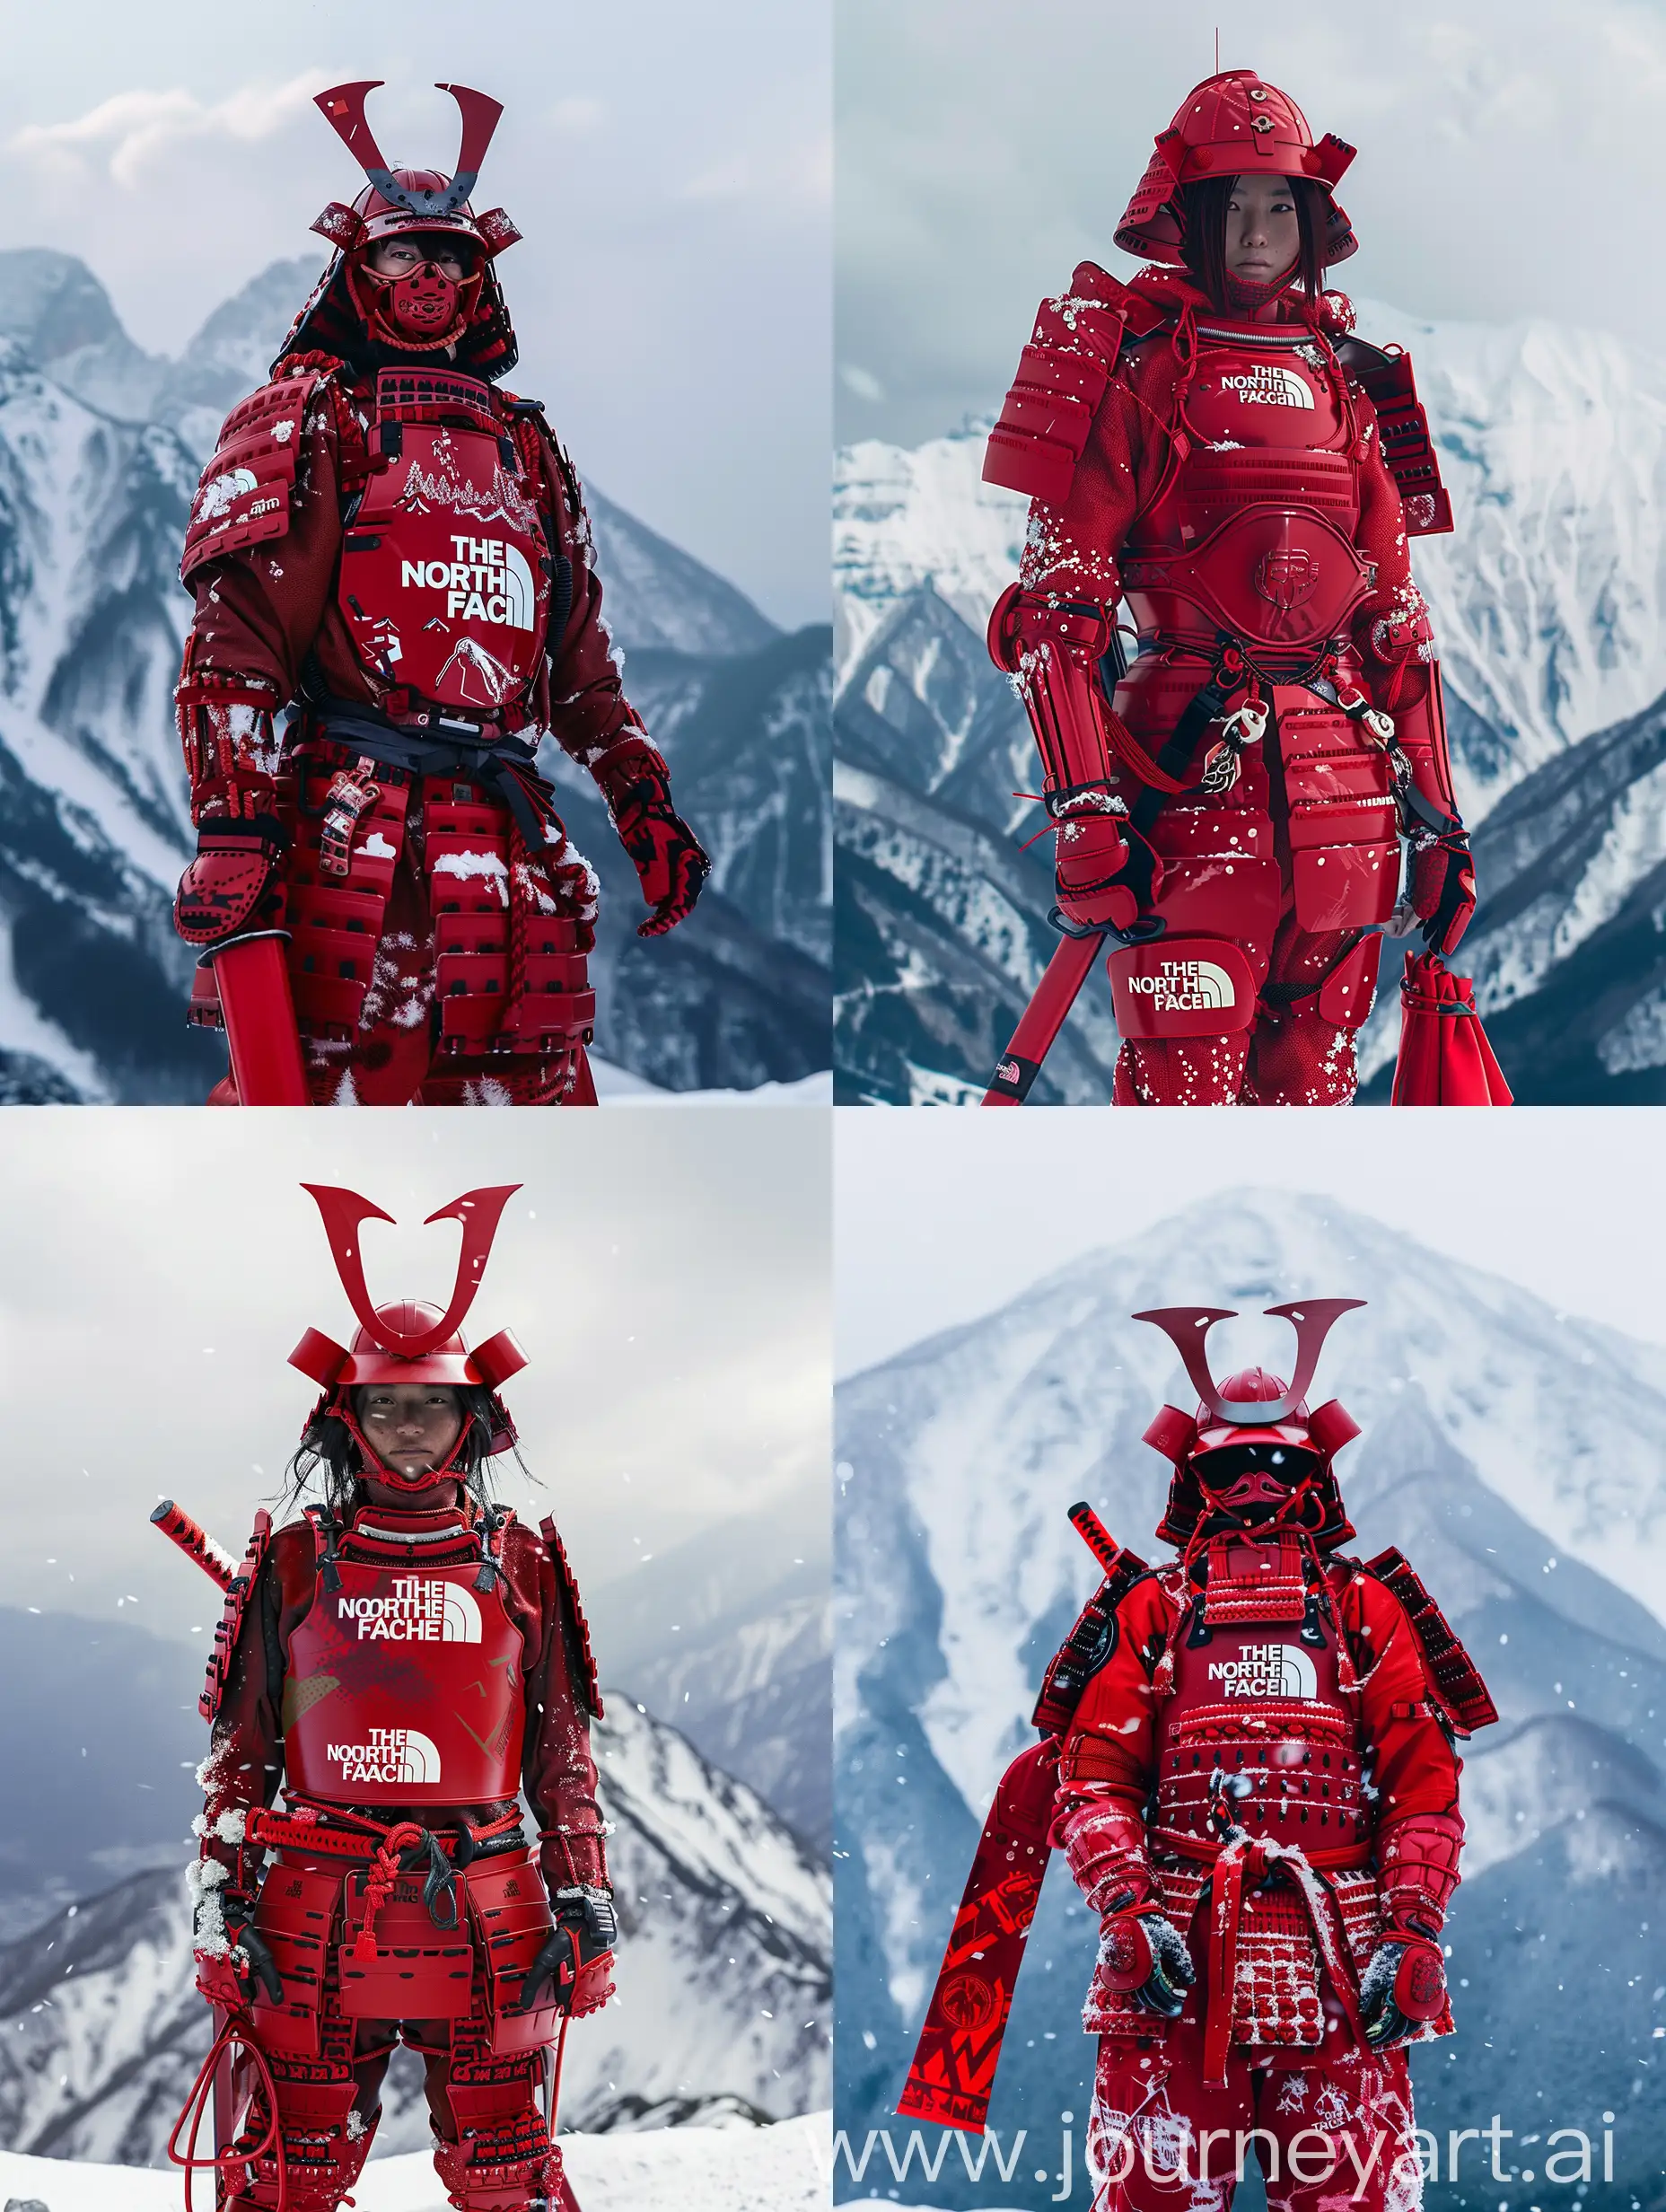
[1203,1835,1363,2085]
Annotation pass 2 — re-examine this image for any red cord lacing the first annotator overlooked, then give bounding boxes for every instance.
[347,1821,426,1962]
[167,2009,291,2212]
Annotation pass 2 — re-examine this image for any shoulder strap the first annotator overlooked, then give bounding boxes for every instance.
[539,1513,602,1717]
[1359,1545,1498,1736]
[1030,1549,1152,1734]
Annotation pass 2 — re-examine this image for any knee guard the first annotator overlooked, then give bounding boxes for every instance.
[434,2046,560,2210]
[224,2052,375,2212]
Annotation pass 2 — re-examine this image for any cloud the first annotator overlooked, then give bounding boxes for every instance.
[12,71,329,190]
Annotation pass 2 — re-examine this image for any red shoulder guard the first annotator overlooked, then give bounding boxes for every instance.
[1340,338,1453,538]
[1030,1548,1151,1736]
[984,261,1162,505]
[180,362,334,584]
[1362,1545,1498,1736]
[200,1509,273,1724]
[539,1513,601,1718]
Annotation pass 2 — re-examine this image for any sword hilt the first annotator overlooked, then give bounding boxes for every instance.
[1067,1500,1124,1577]
[151,1499,237,1592]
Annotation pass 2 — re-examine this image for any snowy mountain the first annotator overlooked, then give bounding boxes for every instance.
[601,1497,832,1855]
[834,1191,1666,2208]
[833,302,1666,1103]
[0,1691,829,2167]
[1355,689,1666,1101]
[0,249,829,1100]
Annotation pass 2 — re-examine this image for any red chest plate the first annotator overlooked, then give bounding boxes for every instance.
[338,370,549,714]
[1153,1578,1369,1865]
[285,1557,527,1807]
[1122,326,1371,654]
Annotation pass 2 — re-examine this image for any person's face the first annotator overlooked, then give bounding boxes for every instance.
[354,1382,466,1482]
[1223,174,1301,284]
[366,232,472,284]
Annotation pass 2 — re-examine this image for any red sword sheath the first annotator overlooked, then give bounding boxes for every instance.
[983,930,1108,1106]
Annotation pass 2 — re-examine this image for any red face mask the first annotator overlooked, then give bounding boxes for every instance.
[382,260,461,339]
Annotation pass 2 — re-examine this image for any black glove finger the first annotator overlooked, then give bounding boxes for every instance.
[518,1932,565,2011]
[240,1928,284,2005]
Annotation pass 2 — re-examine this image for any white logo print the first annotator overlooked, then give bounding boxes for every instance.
[1127,958,1237,1014]
[399,536,539,630]
[1218,364,1315,410]
[325,1725,443,1785]
[1207,1643,1320,1698]
[196,466,259,520]
[337,1576,482,1644]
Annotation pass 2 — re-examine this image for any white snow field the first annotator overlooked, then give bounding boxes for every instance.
[0,2110,831,2211]
[591,1060,831,1105]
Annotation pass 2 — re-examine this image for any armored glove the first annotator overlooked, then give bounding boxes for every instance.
[1411,830,1475,956]
[1359,1934,1446,2049]
[190,1875,283,2011]
[1097,1909,1197,2019]
[1049,788,1160,935]
[518,1883,618,2017]
[594,742,708,938]
[174,817,288,949]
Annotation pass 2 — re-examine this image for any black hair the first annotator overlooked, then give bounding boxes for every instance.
[1177,173,1328,312]
[283,1382,520,1523]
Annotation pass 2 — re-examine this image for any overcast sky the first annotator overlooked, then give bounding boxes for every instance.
[835,1108,1666,1375]
[836,0,1666,445]
[0,0,829,628]
[0,1113,829,1652]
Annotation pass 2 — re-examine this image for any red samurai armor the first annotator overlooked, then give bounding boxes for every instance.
[164,1186,613,2211]
[171,82,707,1105]
[902,1298,1495,2211]
[981,71,1474,1105]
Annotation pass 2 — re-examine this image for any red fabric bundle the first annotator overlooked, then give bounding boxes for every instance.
[1391,952,1513,1105]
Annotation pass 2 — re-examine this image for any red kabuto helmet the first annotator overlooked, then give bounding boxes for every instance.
[289,1183,528,1488]
[1115,70,1359,269]
[279,80,522,378]
[1136,1300,1365,1548]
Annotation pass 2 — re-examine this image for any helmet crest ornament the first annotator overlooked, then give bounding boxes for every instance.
[299,1182,520,1360]
[1134,1298,1366,1425]
[315,80,504,222]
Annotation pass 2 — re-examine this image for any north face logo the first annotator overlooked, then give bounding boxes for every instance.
[1218,364,1314,410]
[325,1726,443,1785]
[337,1577,482,1644]
[1125,958,1237,1014]
[1207,1643,1320,1698]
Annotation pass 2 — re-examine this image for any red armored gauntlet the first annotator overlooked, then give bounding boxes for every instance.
[1376,1808,1464,1936]
[1363,603,1474,954]
[1057,1798,1161,1918]
[988,584,1162,933]
[591,731,709,938]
